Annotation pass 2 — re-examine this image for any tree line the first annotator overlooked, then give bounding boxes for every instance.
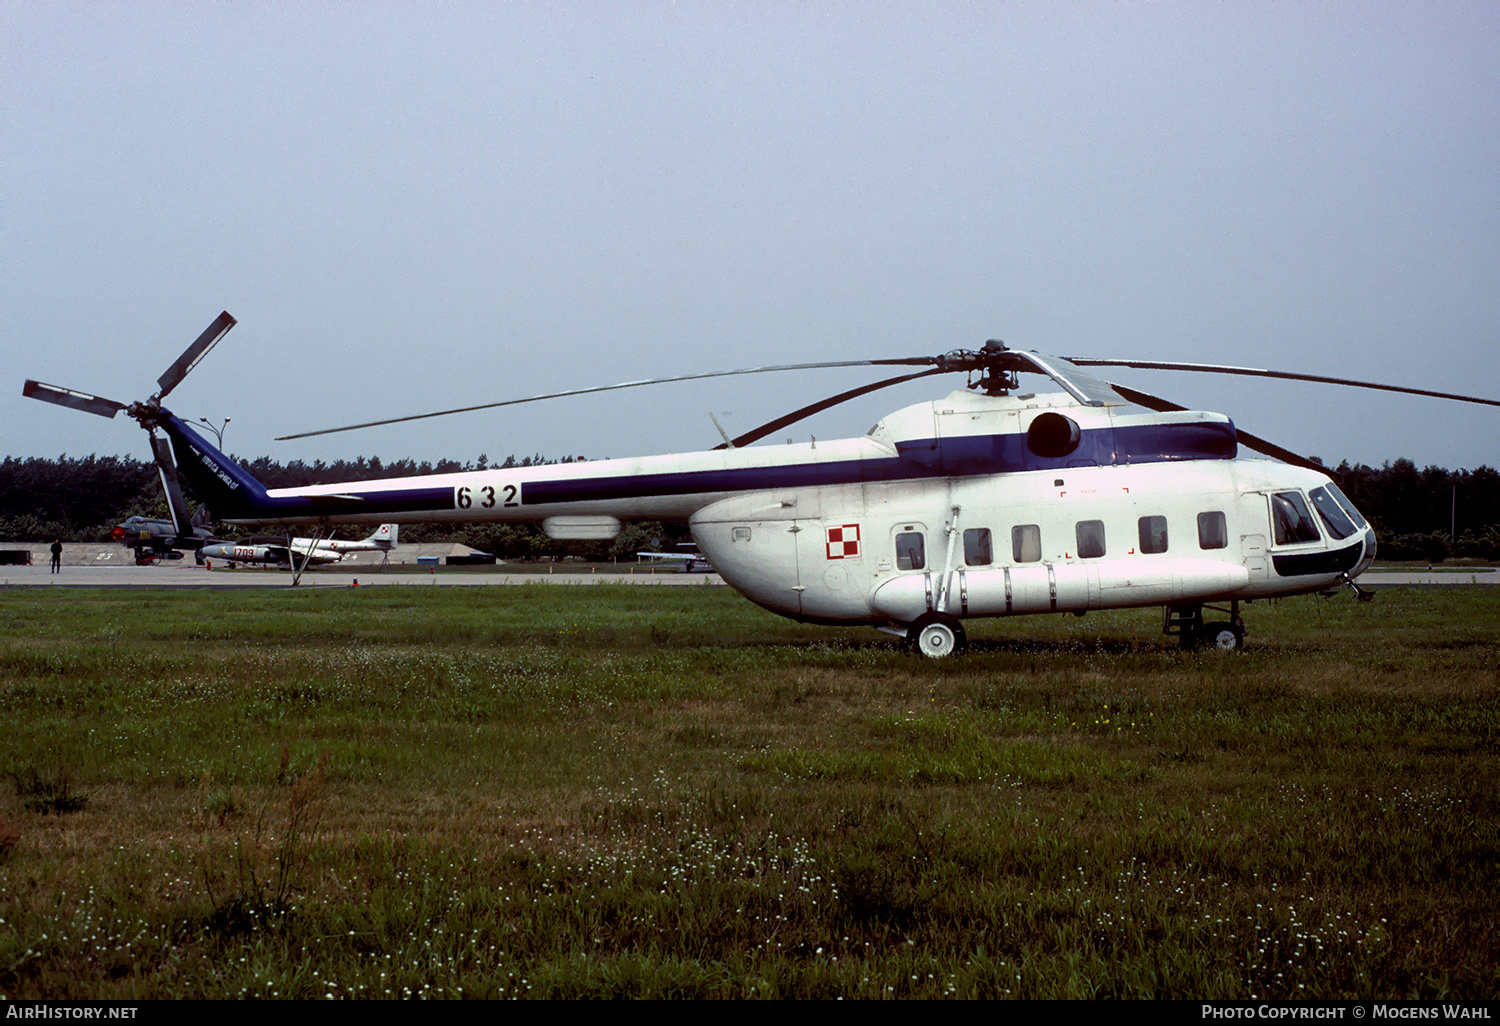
[2,452,1496,561]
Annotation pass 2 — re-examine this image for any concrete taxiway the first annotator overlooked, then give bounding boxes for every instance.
[0,562,725,589]
[0,541,725,588]
[1354,568,1499,588]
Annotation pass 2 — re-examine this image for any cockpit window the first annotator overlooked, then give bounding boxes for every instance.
[1309,486,1357,540]
[1323,483,1368,530]
[1271,491,1321,545]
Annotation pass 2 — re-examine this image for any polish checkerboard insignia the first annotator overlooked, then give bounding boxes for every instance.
[826,523,860,559]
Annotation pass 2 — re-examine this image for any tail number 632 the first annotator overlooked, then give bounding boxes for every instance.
[454,484,519,510]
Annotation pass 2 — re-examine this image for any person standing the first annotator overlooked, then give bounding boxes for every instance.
[50,538,62,573]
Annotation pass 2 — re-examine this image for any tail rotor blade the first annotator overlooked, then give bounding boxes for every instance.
[150,435,190,536]
[156,311,236,400]
[22,379,128,419]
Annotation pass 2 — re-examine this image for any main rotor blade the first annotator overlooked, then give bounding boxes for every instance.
[22,379,128,419]
[275,358,929,440]
[713,368,948,449]
[156,311,236,400]
[1069,358,1500,408]
[1002,351,1124,406]
[1109,382,1330,474]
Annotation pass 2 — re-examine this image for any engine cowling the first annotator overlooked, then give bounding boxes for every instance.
[1025,411,1081,459]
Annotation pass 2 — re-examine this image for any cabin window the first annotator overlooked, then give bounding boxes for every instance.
[895,532,926,571]
[1308,486,1357,540]
[1076,520,1106,559]
[1198,511,1227,550]
[1271,492,1321,545]
[1012,525,1041,563]
[963,528,993,566]
[1138,516,1168,554]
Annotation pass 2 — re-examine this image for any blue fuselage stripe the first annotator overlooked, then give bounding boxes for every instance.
[521,422,1236,506]
[170,413,1237,518]
[521,457,928,504]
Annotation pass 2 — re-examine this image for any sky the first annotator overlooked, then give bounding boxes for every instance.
[4,2,1497,474]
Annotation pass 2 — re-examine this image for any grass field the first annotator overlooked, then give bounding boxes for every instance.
[1,584,1496,999]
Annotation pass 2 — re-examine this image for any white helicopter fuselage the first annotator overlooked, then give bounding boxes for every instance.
[691,452,1363,626]
[189,389,1374,631]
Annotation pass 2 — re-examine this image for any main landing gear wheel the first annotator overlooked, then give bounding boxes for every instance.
[906,612,968,658]
[1201,622,1244,652]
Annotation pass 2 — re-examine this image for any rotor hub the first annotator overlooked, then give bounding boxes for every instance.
[943,340,1021,395]
[126,400,166,430]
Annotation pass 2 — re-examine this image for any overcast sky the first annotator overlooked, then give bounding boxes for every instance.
[5,2,1496,475]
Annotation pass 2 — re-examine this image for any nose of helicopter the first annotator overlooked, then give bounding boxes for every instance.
[1333,487,1377,579]
[1350,527,1378,578]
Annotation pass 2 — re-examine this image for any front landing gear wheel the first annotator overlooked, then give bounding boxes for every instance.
[907,612,968,658]
[1201,622,1244,651]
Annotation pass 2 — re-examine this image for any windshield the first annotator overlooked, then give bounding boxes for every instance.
[1323,482,1368,530]
[1309,486,1358,540]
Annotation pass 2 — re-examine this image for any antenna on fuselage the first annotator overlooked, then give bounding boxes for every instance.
[709,412,735,448]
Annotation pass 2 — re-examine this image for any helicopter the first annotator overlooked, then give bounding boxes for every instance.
[23,312,1500,653]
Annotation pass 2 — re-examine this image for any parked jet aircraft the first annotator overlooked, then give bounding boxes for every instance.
[199,525,398,568]
[110,505,226,564]
[636,544,715,573]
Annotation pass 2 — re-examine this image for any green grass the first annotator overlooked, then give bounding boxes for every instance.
[0,585,1496,998]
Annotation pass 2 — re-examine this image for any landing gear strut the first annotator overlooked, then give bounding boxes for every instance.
[1165,601,1245,651]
